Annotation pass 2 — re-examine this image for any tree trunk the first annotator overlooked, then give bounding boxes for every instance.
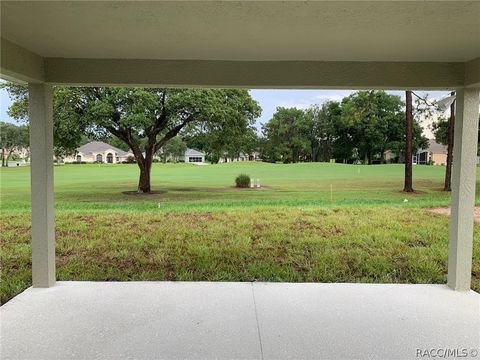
[1,148,5,167]
[326,140,332,162]
[404,90,414,192]
[137,159,152,193]
[444,91,455,192]
[311,144,318,162]
[4,149,14,167]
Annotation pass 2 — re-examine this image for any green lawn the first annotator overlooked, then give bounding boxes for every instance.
[1,162,479,303]
[2,162,476,213]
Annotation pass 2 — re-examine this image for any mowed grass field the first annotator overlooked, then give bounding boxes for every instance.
[1,162,480,303]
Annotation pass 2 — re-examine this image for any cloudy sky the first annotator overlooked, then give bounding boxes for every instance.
[0,89,13,122]
[1,87,450,138]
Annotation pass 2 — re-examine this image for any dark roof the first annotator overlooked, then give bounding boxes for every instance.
[77,141,130,156]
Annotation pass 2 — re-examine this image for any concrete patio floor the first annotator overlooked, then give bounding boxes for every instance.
[1,282,479,360]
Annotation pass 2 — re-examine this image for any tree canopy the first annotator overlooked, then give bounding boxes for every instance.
[183,108,260,163]
[159,136,188,163]
[261,107,309,163]
[260,91,428,164]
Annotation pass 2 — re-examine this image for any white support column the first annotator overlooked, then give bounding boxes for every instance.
[447,88,480,291]
[29,83,55,287]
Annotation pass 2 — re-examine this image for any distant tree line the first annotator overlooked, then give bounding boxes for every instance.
[259,91,428,164]
[0,121,29,166]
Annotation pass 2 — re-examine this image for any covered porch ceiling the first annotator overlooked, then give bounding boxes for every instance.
[1,1,479,89]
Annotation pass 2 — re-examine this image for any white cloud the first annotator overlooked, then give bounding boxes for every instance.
[277,101,311,110]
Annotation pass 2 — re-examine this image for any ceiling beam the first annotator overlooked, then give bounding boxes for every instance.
[0,38,45,84]
[465,58,480,88]
[45,58,465,90]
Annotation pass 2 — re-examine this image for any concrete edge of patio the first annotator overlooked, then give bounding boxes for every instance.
[1,281,479,360]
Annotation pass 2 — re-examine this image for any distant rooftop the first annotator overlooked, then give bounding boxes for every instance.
[185,148,205,156]
[77,141,130,156]
[424,139,448,154]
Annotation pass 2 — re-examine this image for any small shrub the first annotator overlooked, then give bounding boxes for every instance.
[235,174,251,188]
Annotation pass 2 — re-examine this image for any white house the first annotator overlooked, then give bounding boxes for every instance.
[157,147,206,163]
[182,148,205,163]
[64,141,134,164]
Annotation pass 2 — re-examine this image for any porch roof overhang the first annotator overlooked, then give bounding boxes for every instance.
[1,1,479,89]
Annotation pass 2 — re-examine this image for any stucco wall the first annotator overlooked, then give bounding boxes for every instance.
[432,153,447,166]
[64,149,132,163]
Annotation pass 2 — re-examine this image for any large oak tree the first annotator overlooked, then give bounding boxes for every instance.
[2,84,260,192]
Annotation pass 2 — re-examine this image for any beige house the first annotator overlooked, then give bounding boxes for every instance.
[415,139,448,165]
[64,141,134,164]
